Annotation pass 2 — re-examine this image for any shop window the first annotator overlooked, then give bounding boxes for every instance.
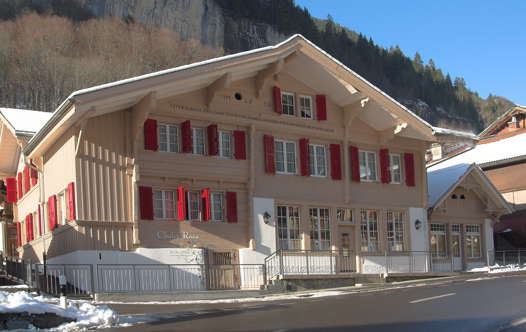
[360,209,378,252]
[387,211,404,251]
[310,207,331,250]
[466,224,481,258]
[430,223,447,257]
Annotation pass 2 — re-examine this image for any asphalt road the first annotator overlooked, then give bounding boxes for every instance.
[102,275,526,332]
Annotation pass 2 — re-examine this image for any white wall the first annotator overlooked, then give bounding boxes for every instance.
[240,197,276,266]
[409,207,428,252]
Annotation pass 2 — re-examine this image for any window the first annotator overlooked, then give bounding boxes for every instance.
[310,208,331,250]
[360,210,378,252]
[275,140,297,174]
[281,92,295,116]
[309,144,327,177]
[430,223,447,257]
[299,95,313,119]
[211,192,224,222]
[359,150,377,181]
[389,154,402,184]
[187,191,201,221]
[452,224,461,257]
[159,124,179,153]
[336,208,354,224]
[192,128,206,155]
[466,225,481,258]
[57,191,68,225]
[277,206,301,250]
[153,190,176,220]
[386,211,404,251]
[219,131,232,158]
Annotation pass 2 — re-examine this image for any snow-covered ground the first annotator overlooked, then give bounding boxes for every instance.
[0,291,118,331]
[469,264,526,274]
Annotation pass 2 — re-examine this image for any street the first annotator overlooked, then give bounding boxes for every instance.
[101,275,526,332]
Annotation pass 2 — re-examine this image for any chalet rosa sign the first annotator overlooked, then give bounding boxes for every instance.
[156,231,199,240]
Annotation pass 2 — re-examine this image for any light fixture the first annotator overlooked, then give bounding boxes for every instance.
[263,211,272,225]
[415,219,422,230]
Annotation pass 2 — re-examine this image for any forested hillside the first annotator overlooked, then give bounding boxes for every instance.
[0,0,516,132]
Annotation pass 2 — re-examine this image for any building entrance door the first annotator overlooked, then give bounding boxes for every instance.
[338,229,355,272]
[206,249,241,290]
[452,225,463,271]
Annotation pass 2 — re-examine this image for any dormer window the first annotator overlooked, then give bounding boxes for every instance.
[281,92,295,116]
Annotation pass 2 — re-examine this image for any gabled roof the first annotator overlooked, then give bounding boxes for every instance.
[0,108,52,136]
[23,34,440,158]
[427,162,512,215]
[479,105,526,137]
[428,131,526,169]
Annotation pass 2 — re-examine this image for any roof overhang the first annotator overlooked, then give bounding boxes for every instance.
[24,34,438,158]
[479,105,526,137]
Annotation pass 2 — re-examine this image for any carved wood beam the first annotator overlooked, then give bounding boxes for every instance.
[343,97,370,127]
[131,92,157,156]
[255,59,284,98]
[75,118,89,156]
[206,73,232,107]
[379,121,408,145]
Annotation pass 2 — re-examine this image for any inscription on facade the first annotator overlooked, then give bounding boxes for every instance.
[156,231,200,240]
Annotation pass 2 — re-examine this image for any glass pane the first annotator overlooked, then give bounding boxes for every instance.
[165,191,174,220]
[275,141,285,172]
[316,146,326,176]
[309,145,315,176]
[286,142,296,173]
[368,152,377,181]
[359,151,367,180]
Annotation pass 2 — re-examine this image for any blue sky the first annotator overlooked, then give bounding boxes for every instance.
[295,0,526,105]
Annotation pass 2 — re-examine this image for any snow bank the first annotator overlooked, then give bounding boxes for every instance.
[0,291,117,331]
[469,264,526,274]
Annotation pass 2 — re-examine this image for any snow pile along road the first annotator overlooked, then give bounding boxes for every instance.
[0,291,117,330]
[469,264,526,274]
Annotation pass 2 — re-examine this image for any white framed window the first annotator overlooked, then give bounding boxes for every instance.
[309,144,327,177]
[192,127,206,155]
[57,190,68,225]
[275,140,297,174]
[310,207,331,250]
[219,131,232,158]
[281,92,295,116]
[430,223,447,257]
[360,209,378,252]
[389,153,402,184]
[276,206,301,250]
[153,190,177,220]
[211,192,224,222]
[159,124,179,153]
[465,224,481,258]
[336,208,354,224]
[359,150,377,182]
[386,211,404,251]
[299,95,313,119]
[186,191,201,221]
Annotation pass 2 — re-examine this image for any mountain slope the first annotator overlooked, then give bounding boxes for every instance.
[0,0,515,132]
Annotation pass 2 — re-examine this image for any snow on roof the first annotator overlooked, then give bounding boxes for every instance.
[431,126,478,140]
[427,163,472,208]
[429,131,526,170]
[0,107,53,135]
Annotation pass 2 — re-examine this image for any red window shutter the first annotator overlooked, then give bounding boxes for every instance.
[404,152,416,187]
[25,214,31,243]
[16,222,21,247]
[299,138,310,176]
[263,135,275,174]
[23,166,30,193]
[201,188,211,221]
[273,87,282,114]
[38,205,42,236]
[138,186,154,220]
[316,95,327,120]
[30,159,38,186]
[5,177,17,203]
[181,120,192,153]
[177,186,186,221]
[67,182,76,221]
[380,149,391,184]
[233,130,247,160]
[143,119,158,151]
[30,214,34,241]
[17,172,22,199]
[207,124,219,156]
[226,191,238,223]
[330,144,342,180]
[350,146,360,182]
[48,195,57,231]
